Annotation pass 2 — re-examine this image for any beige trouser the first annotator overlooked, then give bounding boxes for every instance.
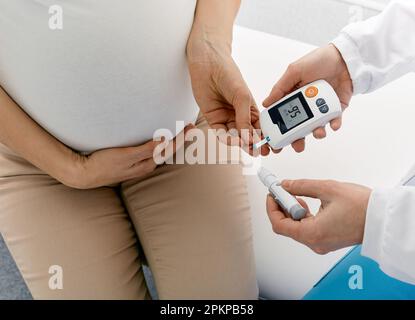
[0,116,258,300]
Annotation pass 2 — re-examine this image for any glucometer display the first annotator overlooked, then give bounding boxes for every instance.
[279,97,309,130]
[268,92,314,134]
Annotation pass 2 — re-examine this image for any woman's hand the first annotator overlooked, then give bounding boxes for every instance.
[266,179,371,254]
[187,0,270,156]
[187,34,269,156]
[67,141,160,189]
[65,126,192,189]
[0,85,192,190]
[263,44,353,153]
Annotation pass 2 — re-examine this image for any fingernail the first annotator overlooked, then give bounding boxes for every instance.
[242,130,253,146]
[281,180,292,188]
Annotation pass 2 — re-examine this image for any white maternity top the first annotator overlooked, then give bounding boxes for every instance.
[0,0,199,153]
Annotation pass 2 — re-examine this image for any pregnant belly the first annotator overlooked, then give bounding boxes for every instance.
[0,0,198,153]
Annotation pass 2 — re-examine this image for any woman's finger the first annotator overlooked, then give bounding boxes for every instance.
[153,124,195,164]
[261,145,271,156]
[134,140,165,162]
[250,124,271,157]
[233,88,254,144]
[128,158,157,179]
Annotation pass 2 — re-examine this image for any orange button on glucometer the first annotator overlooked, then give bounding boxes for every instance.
[305,86,319,98]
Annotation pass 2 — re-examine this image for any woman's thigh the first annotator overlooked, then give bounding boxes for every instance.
[0,146,149,299]
[120,117,258,299]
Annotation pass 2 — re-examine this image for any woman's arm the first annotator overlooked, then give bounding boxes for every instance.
[0,87,80,185]
[187,0,271,155]
[190,0,240,48]
[0,87,170,189]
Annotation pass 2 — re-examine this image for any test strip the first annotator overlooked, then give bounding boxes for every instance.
[253,136,270,150]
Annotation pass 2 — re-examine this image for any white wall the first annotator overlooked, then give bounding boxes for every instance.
[237,0,391,45]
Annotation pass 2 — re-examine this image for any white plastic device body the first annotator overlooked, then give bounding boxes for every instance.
[259,80,342,150]
[258,167,306,221]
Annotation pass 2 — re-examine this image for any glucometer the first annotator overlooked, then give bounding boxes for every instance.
[255,80,342,150]
[258,167,306,220]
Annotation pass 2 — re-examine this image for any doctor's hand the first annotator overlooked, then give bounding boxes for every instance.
[187,33,270,156]
[266,179,371,254]
[263,44,353,153]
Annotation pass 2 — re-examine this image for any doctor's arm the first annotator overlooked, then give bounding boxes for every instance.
[266,180,415,285]
[263,0,415,284]
[332,0,415,94]
[264,0,415,146]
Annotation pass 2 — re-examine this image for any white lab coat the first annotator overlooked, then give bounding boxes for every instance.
[332,0,415,284]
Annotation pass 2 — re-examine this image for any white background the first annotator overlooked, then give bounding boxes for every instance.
[237,0,391,45]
